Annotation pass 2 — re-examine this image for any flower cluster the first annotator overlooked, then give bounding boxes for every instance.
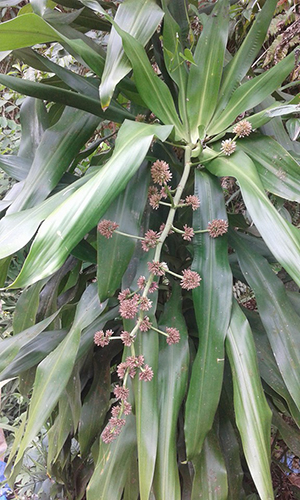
[101,384,132,444]
[180,269,202,290]
[119,293,140,319]
[141,229,159,252]
[166,327,180,345]
[117,355,153,381]
[207,219,229,238]
[151,160,172,185]
[185,195,200,210]
[148,160,172,209]
[147,260,167,276]
[220,139,236,156]
[97,219,119,238]
[233,119,252,138]
[94,329,113,347]
[182,224,194,241]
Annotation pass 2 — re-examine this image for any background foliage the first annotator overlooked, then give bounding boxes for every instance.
[0,0,300,499]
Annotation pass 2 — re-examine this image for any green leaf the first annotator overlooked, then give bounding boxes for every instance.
[18,97,49,161]
[215,0,277,115]
[86,414,137,500]
[247,310,300,427]
[7,108,100,213]
[99,0,163,109]
[153,285,189,500]
[237,135,300,203]
[0,310,61,373]
[286,117,300,141]
[97,160,149,301]
[218,407,245,500]
[0,13,63,49]
[161,0,188,127]
[185,170,232,459]
[186,0,229,141]
[0,171,96,260]
[207,52,295,136]
[11,121,172,288]
[114,27,187,141]
[226,300,273,500]
[123,251,159,500]
[12,280,46,334]
[123,451,139,500]
[205,149,300,288]
[78,351,111,457]
[272,406,300,458]
[13,283,101,469]
[16,48,100,100]
[231,233,300,412]
[0,74,132,123]
[0,155,31,181]
[0,330,66,381]
[191,429,228,500]
[47,394,73,467]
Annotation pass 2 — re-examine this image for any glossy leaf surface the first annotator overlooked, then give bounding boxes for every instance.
[237,135,300,202]
[0,13,63,49]
[208,52,295,136]
[186,0,229,141]
[0,171,95,260]
[87,415,137,500]
[153,286,189,500]
[97,161,149,301]
[11,121,172,288]
[8,108,100,213]
[100,0,163,109]
[13,284,101,468]
[192,430,228,500]
[206,149,300,287]
[0,74,132,122]
[232,233,300,411]
[185,170,232,459]
[226,301,273,500]
[216,0,277,114]
[115,27,187,140]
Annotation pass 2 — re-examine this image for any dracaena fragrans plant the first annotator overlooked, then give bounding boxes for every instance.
[0,0,300,498]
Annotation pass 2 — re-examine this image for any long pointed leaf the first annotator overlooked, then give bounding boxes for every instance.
[87,414,137,500]
[99,0,163,109]
[205,149,300,287]
[0,171,96,260]
[13,283,101,469]
[247,310,300,426]
[231,233,300,412]
[237,135,300,202]
[226,300,273,500]
[114,26,187,140]
[0,310,60,373]
[8,108,100,213]
[0,330,66,381]
[186,0,229,141]
[0,74,132,123]
[11,121,172,288]
[185,170,232,459]
[191,429,228,500]
[0,13,63,49]
[208,52,295,136]
[153,285,189,500]
[97,160,149,301]
[216,0,278,115]
[161,0,188,129]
